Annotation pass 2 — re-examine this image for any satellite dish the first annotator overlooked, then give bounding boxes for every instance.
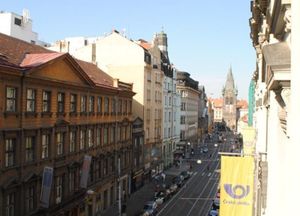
[22,9,30,23]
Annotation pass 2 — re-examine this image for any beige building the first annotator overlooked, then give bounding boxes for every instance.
[177,71,200,155]
[50,30,164,174]
[249,0,293,215]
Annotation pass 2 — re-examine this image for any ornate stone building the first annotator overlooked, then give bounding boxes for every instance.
[222,67,238,130]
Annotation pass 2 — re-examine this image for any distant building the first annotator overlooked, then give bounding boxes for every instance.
[0,10,49,46]
[222,67,238,130]
[176,71,200,155]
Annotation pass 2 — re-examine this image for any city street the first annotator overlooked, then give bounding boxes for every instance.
[158,132,234,216]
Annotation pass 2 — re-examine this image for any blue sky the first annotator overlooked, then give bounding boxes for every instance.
[2,0,255,99]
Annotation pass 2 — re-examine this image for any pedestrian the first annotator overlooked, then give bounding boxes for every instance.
[207,165,210,171]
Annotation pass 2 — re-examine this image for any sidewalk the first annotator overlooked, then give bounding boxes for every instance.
[102,162,190,216]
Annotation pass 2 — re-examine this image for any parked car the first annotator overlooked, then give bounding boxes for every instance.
[208,209,219,216]
[172,176,184,187]
[169,183,178,194]
[213,198,220,209]
[143,201,158,216]
[180,171,191,180]
[154,191,168,205]
[203,147,209,153]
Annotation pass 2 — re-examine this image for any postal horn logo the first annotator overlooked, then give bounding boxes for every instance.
[224,184,250,199]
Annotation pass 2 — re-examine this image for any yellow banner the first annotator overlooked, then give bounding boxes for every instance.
[241,126,256,156]
[220,156,254,216]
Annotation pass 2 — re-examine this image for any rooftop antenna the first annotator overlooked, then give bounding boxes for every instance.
[22,9,30,24]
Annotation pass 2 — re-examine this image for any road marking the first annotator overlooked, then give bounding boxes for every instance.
[157,170,198,216]
[180,197,215,200]
[208,172,211,177]
[202,172,205,176]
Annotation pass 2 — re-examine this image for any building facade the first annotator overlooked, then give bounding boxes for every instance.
[249,0,291,215]
[198,86,208,143]
[0,33,134,216]
[176,71,200,156]
[53,30,165,177]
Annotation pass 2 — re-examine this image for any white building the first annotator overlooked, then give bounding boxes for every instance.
[0,10,49,46]
[249,0,292,215]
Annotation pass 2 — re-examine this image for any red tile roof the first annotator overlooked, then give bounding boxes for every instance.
[0,33,53,66]
[75,59,113,87]
[209,98,223,108]
[237,99,248,109]
[20,53,65,67]
[137,39,151,50]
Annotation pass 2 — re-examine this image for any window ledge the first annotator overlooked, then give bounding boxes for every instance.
[25,112,38,118]
[3,111,19,118]
[41,112,53,117]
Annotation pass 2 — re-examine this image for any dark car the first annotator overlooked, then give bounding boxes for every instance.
[212,198,220,209]
[172,175,184,187]
[180,171,191,180]
[143,201,158,215]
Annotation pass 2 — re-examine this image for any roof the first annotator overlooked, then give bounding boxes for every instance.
[209,98,223,108]
[0,32,53,66]
[75,59,113,87]
[20,53,65,67]
[138,40,151,50]
[237,99,248,109]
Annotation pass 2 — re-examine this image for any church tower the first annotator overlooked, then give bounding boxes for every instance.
[222,66,238,130]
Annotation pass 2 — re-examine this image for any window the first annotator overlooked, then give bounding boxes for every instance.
[97,97,102,113]
[96,128,101,146]
[42,91,51,112]
[118,99,122,114]
[180,116,186,124]
[112,99,116,114]
[57,92,65,113]
[5,138,15,167]
[181,102,186,111]
[14,17,21,26]
[88,129,93,148]
[124,100,127,114]
[5,192,15,216]
[80,130,86,150]
[180,130,185,140]
[104,97,109,113]
[6,87,17,112]
[41,134,49,159]
[25,137,35,162]
[129,100,132,113]
[147,71,151,81]
[25,185,35,213]
[146,109,150,121]
[81,96,87,112]
[110,127,115,143]
[169,112,171,122]
[55,176,63,204]
[169,97,171,106]
[104,128,108,145]
[69,131,76,152]
[69,171,75,193]
[56,133,64,155]
[70,94,77,113]
[26,89,36,112]
[88,96,94,113]
[147,89,151,101]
